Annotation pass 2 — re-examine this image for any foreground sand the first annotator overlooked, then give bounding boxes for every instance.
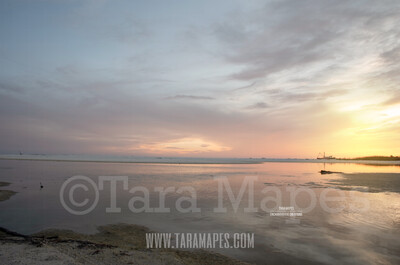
[0,224,248,265]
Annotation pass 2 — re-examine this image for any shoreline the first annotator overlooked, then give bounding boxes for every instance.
[0,157,261,165]
[0,224,247,265]
[1,155,400,165]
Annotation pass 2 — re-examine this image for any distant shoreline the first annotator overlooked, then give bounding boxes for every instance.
[0,156,260,164]
[338,156,400,161]
[1,154,400,165]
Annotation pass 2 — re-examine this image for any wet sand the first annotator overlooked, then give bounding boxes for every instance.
[329,173,400,193]
[0,224,247,265]
[0,182,16,202]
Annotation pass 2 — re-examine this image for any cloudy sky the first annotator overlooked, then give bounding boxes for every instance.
[0,0,399,158]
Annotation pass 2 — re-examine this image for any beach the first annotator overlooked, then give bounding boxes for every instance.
[0,224,246,265]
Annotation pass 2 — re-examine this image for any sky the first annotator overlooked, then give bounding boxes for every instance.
[0,0,400,158]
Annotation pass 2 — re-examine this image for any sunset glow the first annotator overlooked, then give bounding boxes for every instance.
[137,138,231,154]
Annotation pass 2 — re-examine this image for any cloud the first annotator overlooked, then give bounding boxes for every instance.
[262,89,349,105]
[136,137,231,154]
[246,102,269,110]
[0,75,353,157]
[213,0,400,82]
[381,95,400,106]
[1,0,399,157]
[165,94,215,100]
[0,82,25,94]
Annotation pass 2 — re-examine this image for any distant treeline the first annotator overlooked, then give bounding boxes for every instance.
[340,156,400,161]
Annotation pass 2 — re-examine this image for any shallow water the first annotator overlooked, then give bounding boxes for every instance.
[0,160,399,264]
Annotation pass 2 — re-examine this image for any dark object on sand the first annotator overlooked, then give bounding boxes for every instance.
[40,182,43,189]
[320,170,342,174]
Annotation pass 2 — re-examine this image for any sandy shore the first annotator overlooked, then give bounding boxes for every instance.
[0,182,17,202]
[0,224,248,265]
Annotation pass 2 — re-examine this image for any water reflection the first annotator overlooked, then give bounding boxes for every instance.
[0,160,399,264]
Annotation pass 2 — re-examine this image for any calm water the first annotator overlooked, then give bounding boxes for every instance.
[0,160,399,264]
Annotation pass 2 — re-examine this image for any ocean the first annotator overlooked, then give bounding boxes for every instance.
[0,158,399,264]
